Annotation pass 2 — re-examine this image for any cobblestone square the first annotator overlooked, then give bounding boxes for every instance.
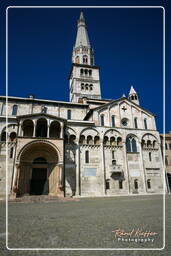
[0,195,171,256]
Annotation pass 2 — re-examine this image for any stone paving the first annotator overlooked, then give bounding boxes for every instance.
[0,195,170,256]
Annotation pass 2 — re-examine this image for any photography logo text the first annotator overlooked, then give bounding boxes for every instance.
[112,228,158,243]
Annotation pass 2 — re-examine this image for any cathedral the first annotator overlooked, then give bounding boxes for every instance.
[0,12,164,199]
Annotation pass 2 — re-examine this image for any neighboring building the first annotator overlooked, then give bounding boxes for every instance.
[160,132,171,193]
[0,12,164,199]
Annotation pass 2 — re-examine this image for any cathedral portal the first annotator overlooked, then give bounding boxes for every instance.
[14,141,63,197]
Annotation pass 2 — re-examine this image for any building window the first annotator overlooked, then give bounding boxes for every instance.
[132,138,137,152]
[134,117,138,129]
[100,115,104,126]
[75,56,80,64]
[85,150,89,163]
[83,55,88,64]
[111,115,115,127]
[89,70,92,76]
[80,69,83,75]
[67,110,71,120]
[10,147,13,158]
[169,144,171,150]
[81,83,84,90]
[134,179,138,189]
[126,136,137,153]
[165,143,168,150]
[12,105,18,116]
[165,156,168,166]
[1,132,6,141]
[149,152,152,162]
[144,118,148,129]
[119,180,123,189]
[112,159,116,165]
[121,118,128,127]
[106,180,110,190]
[112,150,115,159]
[147,179,151,189]
[90,84,93,90]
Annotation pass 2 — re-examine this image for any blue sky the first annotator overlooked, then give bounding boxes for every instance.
[0,0,170,133]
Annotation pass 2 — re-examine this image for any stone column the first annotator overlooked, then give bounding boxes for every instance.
[18,121,22,137]
[123,140,130,194]
[33,119,36,137]
[60,123,64,139]
[139,140,147,193]
[11,163,20,198]
[101,137,106,195]
[75,142,80,196]
[57,162,64,197]
[47,120,50,138]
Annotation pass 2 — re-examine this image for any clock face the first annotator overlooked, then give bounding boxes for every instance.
[121,118,129,127]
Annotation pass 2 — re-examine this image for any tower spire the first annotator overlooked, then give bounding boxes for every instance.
[72,11,94,65]
[128,85,139,105]
[69,12,101,103]
[75,11,90,48]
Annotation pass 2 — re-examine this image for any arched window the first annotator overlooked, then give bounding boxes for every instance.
[36,118,47,138]
[85,84,89,90]
[119,180,123,189]
[111,115,115,127]
[112,159,116,165]
[49,121,61,138]
[149,152,152,162]
[100,115,104,126]
[85,69,88,75]
[90,84,93,90]
[103,136,109,145]
[112,150,115,159]
[110,137,115,146]
[134,117,138,129]
[126,136,137,153]
[81,83,84,90]
[10,147,14,158]
[75,56,80,64]
[94,136,100,145]
[126,137,131,152]
[147,179,151,189]
[23,119,34,137]
[85,150,89,163]
[117,137,122,146]
[10,132,17,141]
[69,135,76,144]
[83,55,88,64]
[89,70,92,76]
[12,105,18,116]
[153,141,156,148]
[1,132,6,141]
[67,109,71,120]
[147,140,151,148]
[87,135,93,145]
[80,69,83,76]
[132,138,137,152]
[134,179,138,190]
[144,118,148,129]
[79,135,85,144]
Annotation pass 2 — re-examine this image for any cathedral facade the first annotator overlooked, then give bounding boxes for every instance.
[0,12,164,199]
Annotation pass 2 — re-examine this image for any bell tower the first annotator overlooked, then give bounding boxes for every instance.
[69,12,101,103]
